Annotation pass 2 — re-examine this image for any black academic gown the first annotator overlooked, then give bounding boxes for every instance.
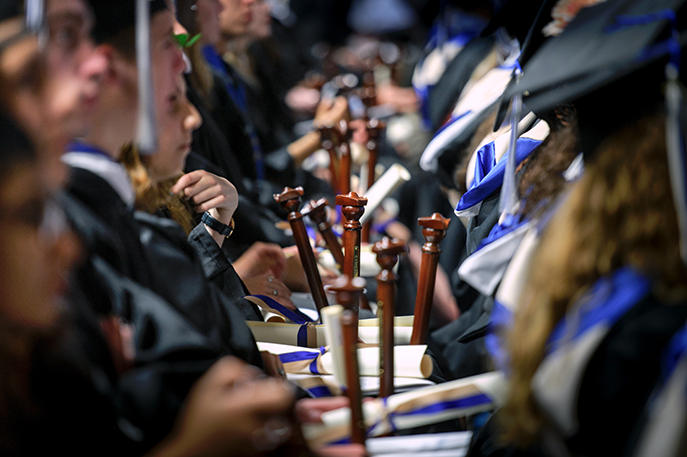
[63,164,264,451]
[467,293,687,457]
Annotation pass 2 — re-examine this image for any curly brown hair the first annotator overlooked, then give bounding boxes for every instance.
[517,107,580,219]
[499,113,687,446]
[120,144,196,234]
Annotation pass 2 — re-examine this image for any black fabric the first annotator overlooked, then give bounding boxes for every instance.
[187,222,263,321]
[568,293,687,457]
[185,80,295,252]
[428,294,493,381]
[428,36,495,131]
[63,166,264,450]
[467,293,687,457]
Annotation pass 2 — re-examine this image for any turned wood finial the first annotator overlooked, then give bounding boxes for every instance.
[411,213,452,345]
[336,192,368,228]
[372,237,407,272]
[274,186,305,217]
[273,186,329,316]
[328,275,366,312]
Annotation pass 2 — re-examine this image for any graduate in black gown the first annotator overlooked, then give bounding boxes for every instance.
[465,1,687,455]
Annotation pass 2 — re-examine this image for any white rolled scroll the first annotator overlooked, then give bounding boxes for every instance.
[248,320,412,347]
[302,371,506,447]
[258,342,433,379]
[322,305,347,386]
[247,321,326,348]
[359,316,414,327]
[359,163,411,225]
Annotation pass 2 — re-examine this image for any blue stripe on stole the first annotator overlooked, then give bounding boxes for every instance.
[547,267,651,355]
[661,325,687,381]
[486,299,513,372]
[455,137,542,215]
[474,213,529,253]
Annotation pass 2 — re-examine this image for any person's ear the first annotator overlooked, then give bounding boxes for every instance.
[95,44,118,84]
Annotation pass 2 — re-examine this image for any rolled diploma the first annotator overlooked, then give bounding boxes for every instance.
[257,343,433,379]
[247,321,326,348]
[359,325,412,345]
[359,163,411,225]
[322,305,347,386]
[303,371,506,447]
[359,315,414,327]
[248,320,411,346]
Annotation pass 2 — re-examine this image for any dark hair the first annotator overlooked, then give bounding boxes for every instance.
[85,0,168,57]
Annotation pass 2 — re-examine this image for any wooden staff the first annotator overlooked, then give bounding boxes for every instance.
[329,276,366,445]
[361,118,385,243]
[410,213,451,345]
[339,120,352,196]
[335,192,369,313]
[302,198,345,272]
[318,123,341,194]
[274,187,329,316]
[372,237,407,398]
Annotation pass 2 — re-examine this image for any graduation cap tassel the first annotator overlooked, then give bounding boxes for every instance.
[665,63,687,264]
[498,68,523,218]
[135,0,158,156]
[25,0,46,47]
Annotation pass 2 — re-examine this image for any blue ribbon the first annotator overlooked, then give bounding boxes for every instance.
[306,385,334,398]
[251,294,314,324]
[278,346,327,374]
[331,392,494,445]
[455,136,543,215]
[547,267,651,354]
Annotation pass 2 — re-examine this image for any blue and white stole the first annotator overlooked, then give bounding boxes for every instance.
[412,9,486,129]
[454,117,549,218]
[202,45,265,181]
[531,267,652,436]
[458,214,533,297]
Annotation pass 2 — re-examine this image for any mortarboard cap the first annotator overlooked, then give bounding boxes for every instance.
[506,0,687,260]
[507,0,686,153]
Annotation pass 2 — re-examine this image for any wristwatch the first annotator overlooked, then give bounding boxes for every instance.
[201,211,235,237]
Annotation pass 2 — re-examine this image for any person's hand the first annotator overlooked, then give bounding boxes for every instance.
[295,397,350,423]
[233,242,287,280]
[313,96,349,129]
[243,273,295,310]
[151,357,296,457]
[170,170,239,225]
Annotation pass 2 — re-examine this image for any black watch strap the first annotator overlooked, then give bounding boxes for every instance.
[201,211,234,237]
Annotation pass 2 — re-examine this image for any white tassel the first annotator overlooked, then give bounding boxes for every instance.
[136,0,158,155]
